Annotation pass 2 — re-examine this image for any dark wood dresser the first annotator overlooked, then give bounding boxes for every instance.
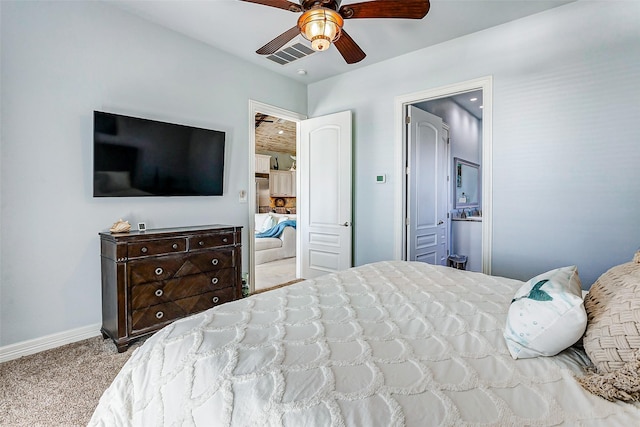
[99,224,242,352]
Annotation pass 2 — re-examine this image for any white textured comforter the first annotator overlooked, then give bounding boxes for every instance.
[90,261,640,426]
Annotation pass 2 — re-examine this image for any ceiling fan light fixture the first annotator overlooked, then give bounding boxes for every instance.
[298,8,343,52]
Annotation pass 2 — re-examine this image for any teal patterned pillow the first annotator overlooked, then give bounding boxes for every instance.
[504,266,587,359]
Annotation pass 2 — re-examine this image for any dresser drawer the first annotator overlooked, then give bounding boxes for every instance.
[130,287,236,333]
[128,238,186,258]
[130,268,235,310]
[189,231,236,250]
[187,250,236,271]
[128,249,236,286]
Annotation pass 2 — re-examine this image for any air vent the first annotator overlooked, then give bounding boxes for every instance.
[266,38,315,65]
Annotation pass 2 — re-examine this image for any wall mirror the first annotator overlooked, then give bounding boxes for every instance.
[453,157,480,208]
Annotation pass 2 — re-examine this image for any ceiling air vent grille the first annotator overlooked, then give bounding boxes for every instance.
[266,41,315,65]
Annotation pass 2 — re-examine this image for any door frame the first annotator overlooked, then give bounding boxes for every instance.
[248,100,306,294]
[393,76,493,274]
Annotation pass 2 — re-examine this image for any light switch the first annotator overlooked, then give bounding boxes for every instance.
[239,190,247,203]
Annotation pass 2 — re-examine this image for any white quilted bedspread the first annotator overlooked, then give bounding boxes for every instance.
[90,261,640,426]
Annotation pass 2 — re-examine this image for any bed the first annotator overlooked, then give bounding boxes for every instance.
[89,260,640,426]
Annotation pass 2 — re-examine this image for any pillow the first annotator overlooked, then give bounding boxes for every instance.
[577,257,640,401]
[254,213,269,232]
[582,259,640,373]
[504,265,587,359]
[259,214,276,232]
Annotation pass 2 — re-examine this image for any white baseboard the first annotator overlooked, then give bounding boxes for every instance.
[0,323,102,363]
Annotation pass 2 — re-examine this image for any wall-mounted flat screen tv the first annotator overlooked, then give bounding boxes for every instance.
[93,111,225,197]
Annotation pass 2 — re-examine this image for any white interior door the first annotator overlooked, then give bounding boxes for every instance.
[299,111,352,278]
[407,106,448,265]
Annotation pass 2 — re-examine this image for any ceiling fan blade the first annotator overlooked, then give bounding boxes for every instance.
[340,0,430,19]
[256,26,300,55]
[334,30,366,64]
[238,0,301,13]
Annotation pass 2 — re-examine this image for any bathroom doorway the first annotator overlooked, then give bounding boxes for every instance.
[394,77,493,274]
[412,90,483,272]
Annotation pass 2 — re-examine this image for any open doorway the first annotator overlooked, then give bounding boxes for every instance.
[411,90,483,271]
[248,101,306,294]
[248,102,354,292]
[253,114,298,291]
[394,77,493,274]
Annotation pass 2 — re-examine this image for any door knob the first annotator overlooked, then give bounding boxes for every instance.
[437,220,444,225]
[341,221,351,227]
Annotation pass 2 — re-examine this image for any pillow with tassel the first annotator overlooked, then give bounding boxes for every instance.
[578,251,640,401]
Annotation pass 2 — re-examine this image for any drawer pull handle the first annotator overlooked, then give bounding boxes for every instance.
[211,259,219,266]
[222,237,228,243]
[141,247,148,253]
[155,267,163,275]
[199,241,205,246]
[212,296,219,303]
[155,311,164,319]
[172,243,179,250]
[211,277,219,285]
[155,289,163,297]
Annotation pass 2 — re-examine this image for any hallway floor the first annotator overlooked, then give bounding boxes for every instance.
[254,257,297,292]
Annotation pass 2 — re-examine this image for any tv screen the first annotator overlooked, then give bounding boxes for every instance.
[93,111,225,197]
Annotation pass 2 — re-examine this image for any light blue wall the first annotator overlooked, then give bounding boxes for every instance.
[0,1,307,346]
[308,1,640,287]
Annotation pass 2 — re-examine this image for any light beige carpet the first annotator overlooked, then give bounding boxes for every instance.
[0,336,141,426]
[0,281,303,426]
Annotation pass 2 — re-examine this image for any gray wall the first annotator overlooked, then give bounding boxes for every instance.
[308,1,640,287]
[0,1,307,346]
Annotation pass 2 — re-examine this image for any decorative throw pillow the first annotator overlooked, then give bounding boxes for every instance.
[259,214,276,232]
[254,213,268,232]
[578,257,640,401]
[504,265,587,359]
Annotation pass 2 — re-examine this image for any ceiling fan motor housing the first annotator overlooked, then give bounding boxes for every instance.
[297,5,344,51]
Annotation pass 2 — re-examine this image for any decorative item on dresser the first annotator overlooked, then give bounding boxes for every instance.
[99,224,242,352]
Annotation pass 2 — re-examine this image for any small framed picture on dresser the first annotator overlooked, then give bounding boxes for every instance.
[138,222,147,232]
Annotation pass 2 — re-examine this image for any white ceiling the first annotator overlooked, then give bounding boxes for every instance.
[108,0,575,84]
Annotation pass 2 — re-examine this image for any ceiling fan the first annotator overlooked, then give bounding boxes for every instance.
[239,0,431,64]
